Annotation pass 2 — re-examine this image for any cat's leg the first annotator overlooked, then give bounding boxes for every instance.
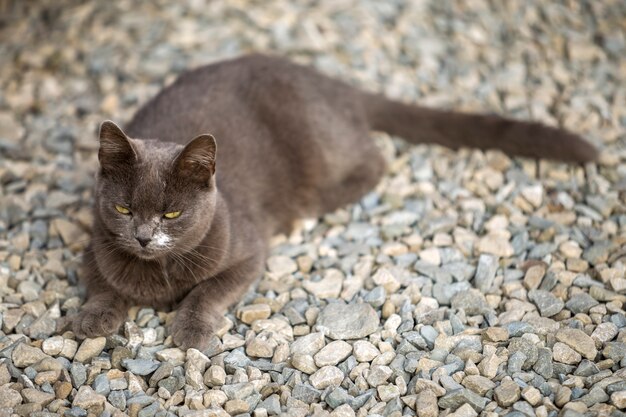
[73,276,129,339]
[170,255,264,350]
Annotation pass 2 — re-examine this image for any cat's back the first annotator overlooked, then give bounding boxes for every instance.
[125,54,331,142]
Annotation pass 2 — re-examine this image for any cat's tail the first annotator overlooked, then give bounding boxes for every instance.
[361,92,597,163]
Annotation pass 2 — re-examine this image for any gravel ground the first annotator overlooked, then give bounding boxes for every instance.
[1,1,626,416]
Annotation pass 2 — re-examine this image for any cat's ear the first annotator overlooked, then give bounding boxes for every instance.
[98,120,137,174]
[174,134,217,184]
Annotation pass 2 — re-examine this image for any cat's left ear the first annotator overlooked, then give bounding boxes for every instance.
[174,134,217,184]
[98,120,137,175]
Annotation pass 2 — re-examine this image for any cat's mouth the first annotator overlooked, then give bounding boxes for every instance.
[131,245,170,260]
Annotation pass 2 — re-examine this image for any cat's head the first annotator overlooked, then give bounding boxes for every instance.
[94,121,218,259]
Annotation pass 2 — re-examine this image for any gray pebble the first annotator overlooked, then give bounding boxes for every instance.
[70,363,87,388]
[438,388,488,412]
[258,394,281,415]
[292,383,322,404]
[364,286,386,308]
[474,254,498,292]
[93,374,110,396]
[316,302,379,340]
[508,338,538,369]
[528,289,564,317]
[565,292,599,314]
[121,359,159,376]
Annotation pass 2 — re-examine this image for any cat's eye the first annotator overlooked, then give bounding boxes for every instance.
[115,205,131,215]
[164,211,181,219]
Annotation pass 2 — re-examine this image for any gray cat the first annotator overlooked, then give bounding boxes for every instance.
[74,54,596,349]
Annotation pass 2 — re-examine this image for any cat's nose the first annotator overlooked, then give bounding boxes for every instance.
[136,237,152,247]
[135,223,154,247]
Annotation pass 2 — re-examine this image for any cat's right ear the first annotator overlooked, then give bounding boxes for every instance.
[98,120,137,174]
[173,134,217,185]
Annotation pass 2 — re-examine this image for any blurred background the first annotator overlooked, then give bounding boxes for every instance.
[1,0,624,150]
[1,1,626,416]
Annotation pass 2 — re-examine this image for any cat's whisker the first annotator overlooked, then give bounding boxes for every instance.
[170,252,203,284]
[186,248,221,264]
[157,258,173,293]
[175,252,211,276]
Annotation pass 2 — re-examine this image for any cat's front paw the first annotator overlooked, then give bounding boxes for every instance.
[73,307,124,339]
[170,311,215,350]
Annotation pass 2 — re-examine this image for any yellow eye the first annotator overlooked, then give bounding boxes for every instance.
[115,205,131,215]
[164,211,181,219]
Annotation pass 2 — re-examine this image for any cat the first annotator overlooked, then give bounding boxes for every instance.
[73,53,597,349]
